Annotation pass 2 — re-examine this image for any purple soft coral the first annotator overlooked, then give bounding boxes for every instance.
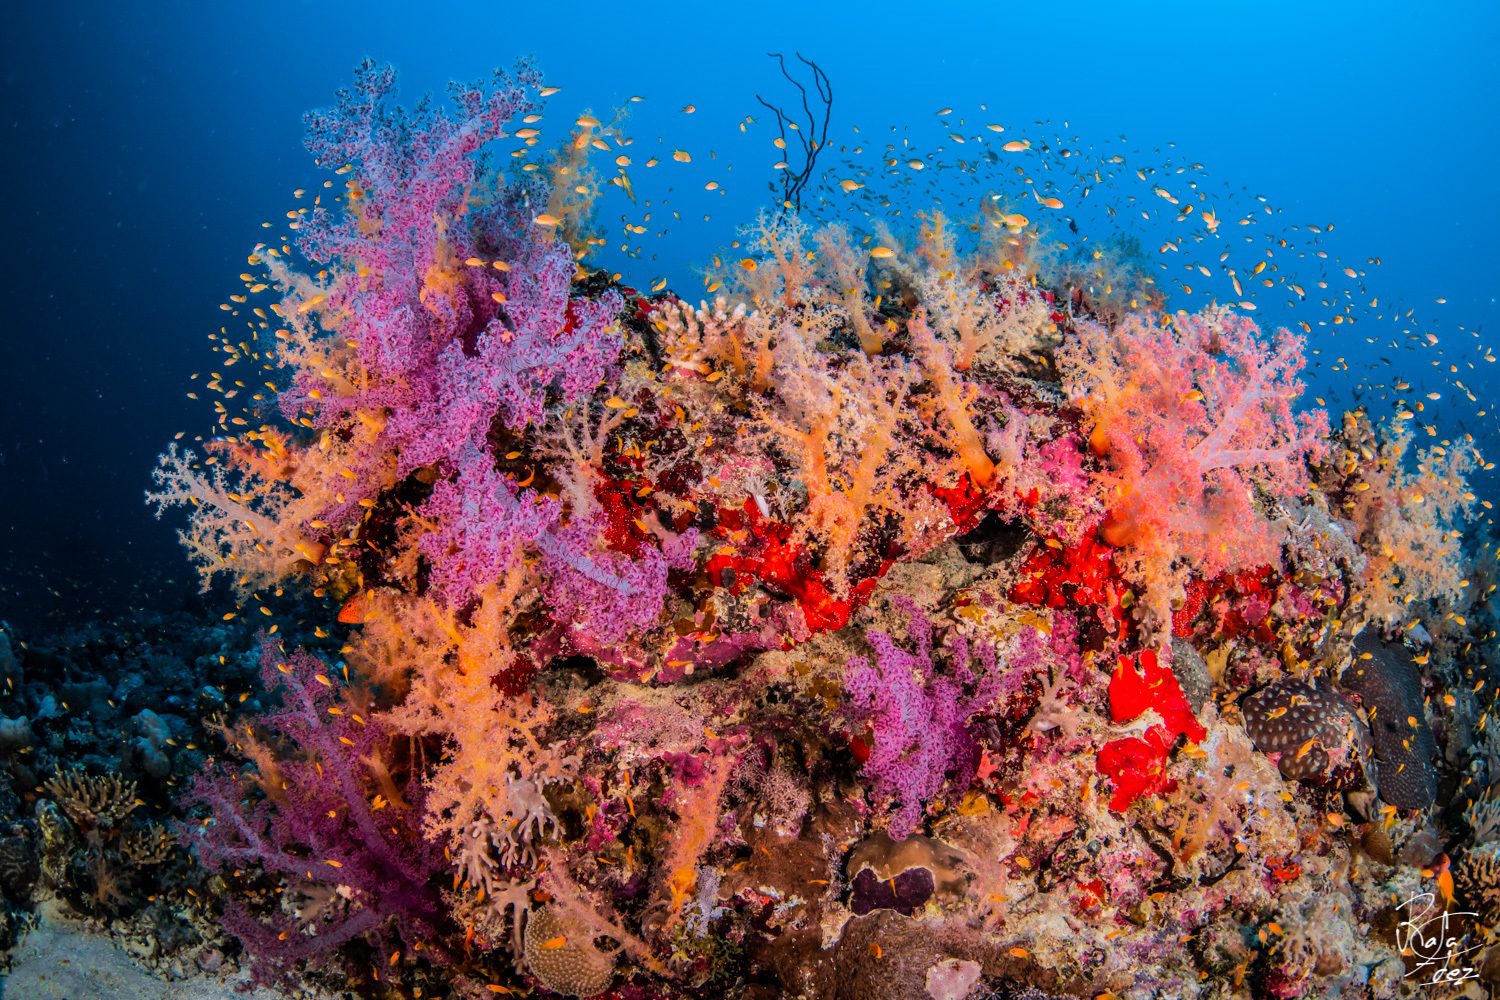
[283,60,667,649]
[844,598,1003,838]
[418,445,686,647]
[418,445,562,607]
[287,60,624,525]
[183,638,447,984]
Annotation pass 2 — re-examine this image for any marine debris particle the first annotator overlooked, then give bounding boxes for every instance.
[1339,632,1438,809]
[1242,678,1371,786]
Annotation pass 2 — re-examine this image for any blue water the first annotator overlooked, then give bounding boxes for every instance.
[2,0,1497,627]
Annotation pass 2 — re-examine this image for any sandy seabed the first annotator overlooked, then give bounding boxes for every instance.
[1,903,293,1000]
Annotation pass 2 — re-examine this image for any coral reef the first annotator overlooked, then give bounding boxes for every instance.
[98,59,1500,1000]
[0,610,279,979]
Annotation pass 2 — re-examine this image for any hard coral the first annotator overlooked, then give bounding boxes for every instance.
[43,770,139,832]
[523,905,617,997]
[1241,679,1370,787]
[1339,632,1438,809]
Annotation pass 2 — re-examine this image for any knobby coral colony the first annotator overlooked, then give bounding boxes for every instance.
[146,60,1499,999]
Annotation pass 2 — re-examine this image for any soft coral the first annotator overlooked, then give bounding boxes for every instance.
[183,638,447,984]
[1095,648,1205,812]
[1060,305,1327,631]
[843,599,1003,837]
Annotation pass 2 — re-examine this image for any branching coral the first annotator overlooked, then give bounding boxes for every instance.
[184,639,447,983]
[1059,305,1328,634]
[844,598,1005,837]
[1327,412,1478,629]
[44,770,139,832]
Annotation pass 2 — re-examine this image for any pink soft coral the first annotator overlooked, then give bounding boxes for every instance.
[1060,305,1328,631]
[843,598,1004,838]
[285,60,624,529]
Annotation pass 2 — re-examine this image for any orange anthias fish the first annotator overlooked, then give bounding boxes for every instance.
[1423,852,1456,908]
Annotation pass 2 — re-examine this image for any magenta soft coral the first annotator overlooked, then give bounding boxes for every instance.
[288,60,624,524]
[183,638,447,984]
[285,60,672,651]
[843,598,1003,838]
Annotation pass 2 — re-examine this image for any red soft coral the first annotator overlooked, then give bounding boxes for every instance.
[1009,533,1131,640]
[1107,648,1205,742]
